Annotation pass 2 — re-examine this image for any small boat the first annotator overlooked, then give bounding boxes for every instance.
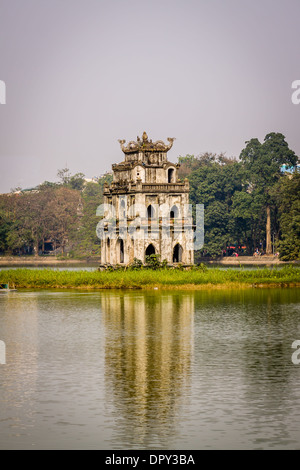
[0,283,17,293]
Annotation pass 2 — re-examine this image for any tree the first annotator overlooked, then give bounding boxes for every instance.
[0,211,12,253]
[274,171,300,260]
[44,186,81,253]
[182,153,244,257]
[38,181,60,190]
[70,182,103,256]
[57,169,86,190]
[230,190,265,254]
[57,167,71,185]
[0,187,81,255]
[0,194,20,253]
[240,133,298,254]
[68,173,86,191]
[9,192,45,255]
[0,171,113,257]
[97,172,113,192]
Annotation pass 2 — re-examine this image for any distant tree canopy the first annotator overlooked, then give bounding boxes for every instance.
[239,132,297,255]
[179,153,248,257]
[274,171,300,261]
[1,186,80,255]
[179,132,299,260]
[0,170,113,257]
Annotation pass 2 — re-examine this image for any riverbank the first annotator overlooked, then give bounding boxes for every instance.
[0,256,99,266]
[0,255,297,267]
[205,255,295,265]
[0,266,299,290]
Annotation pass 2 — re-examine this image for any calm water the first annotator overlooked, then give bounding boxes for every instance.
[0,288,299,450]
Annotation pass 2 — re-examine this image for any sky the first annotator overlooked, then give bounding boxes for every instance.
[0,0,299,193]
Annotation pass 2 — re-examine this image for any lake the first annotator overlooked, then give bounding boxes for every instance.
[0,288,299,449]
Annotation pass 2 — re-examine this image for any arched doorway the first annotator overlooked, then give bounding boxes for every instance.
[173,244,183,263]
[106,237,110,263]
[118,238,124,264]
[145,244,156,257]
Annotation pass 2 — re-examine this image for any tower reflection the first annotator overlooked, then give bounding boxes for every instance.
[101,291,194,448]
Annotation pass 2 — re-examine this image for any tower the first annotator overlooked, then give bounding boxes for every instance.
[100,132,194,265]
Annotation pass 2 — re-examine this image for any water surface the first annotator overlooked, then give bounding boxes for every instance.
[0,288,299,449]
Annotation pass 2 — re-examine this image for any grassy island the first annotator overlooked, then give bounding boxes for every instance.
[0,266,299,290]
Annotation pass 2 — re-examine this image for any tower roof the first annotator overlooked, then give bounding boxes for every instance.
[118,131,175,155]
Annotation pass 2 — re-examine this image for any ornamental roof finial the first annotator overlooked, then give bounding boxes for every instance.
[118,133,175,154]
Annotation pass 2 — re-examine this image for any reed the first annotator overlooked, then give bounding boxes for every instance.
[0,266,299,289]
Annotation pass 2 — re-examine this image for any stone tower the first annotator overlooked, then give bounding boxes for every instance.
[100,132,194,265]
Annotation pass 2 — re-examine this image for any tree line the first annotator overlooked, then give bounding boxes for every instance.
[179,132,299,260]
[0,171,113,258]
[0,131,299,260]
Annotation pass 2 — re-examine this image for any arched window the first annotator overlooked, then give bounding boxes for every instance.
[120,199,126,218]
[147,204,155,221]
[168,168,175,183]
[170,205,179,219]
[145,244,156,257]
[173,244,183,263]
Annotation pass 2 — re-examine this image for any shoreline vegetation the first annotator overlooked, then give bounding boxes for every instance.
[0,255,297,266]
[0,266,299,290]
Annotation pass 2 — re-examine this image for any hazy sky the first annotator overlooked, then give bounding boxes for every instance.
[0,0,299,193]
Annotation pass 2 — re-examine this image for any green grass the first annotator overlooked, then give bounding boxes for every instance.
[0,266,299,289]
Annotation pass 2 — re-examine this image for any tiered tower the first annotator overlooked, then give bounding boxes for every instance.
[101,132,194,265]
